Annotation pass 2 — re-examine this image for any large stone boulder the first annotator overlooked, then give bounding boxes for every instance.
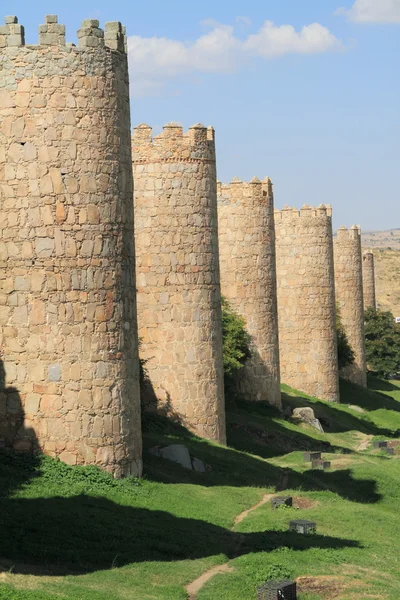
[149,444,206,472]
[293,407,324,432]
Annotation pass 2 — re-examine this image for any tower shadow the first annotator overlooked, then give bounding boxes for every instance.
[0,360,39,453]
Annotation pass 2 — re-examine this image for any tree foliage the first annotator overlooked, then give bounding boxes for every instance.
[365,307,400,378]
[221,297,251,387]
[336,305,355,370]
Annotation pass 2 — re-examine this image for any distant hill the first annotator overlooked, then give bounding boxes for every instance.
[362,229,400,250]
[360,229,400,318]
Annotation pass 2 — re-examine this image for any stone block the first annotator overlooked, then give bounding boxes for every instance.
[5,16,18,24]
[39,33,60,45]
[105,21,122,32]
[45,15,58,24]
[48,364,62,382]
[81,19,100,28]
[7,34,24,47]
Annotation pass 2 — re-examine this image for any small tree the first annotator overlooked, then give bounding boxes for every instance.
[336,304,355,369]
[365,307,400,378]
[221,297,251,390]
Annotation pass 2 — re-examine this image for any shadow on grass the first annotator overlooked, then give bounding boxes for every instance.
[282,387,394,438]
[226,398,345,460]
[340,376,400,417]
[367,376,400,394]
[143,415,381,504]
[0,447,362,576]
[0,492,361,575]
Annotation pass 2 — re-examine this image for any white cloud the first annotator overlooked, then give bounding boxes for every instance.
[245,21,340,57]
[338,0,400,23]
[128,19,341,97]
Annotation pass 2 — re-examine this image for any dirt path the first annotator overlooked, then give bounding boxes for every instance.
[234,493,274,526]
[356,434,373,452]
[186,564,234,599]
[185,493,274,599]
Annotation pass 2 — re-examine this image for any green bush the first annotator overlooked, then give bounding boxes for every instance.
[221,296,251,389]
[365,307,400,378]
[336,304,355,369]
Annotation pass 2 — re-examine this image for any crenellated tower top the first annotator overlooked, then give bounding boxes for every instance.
[217,176,273,207]
[0,15,127,52]
[336,225,362,242]
[132,122,216,163]
[274,204,333,222]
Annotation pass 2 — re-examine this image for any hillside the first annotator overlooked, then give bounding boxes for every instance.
[369,248,400,317]
[362,229,400,250]
[359,229,400,317]
[1,378,400,599]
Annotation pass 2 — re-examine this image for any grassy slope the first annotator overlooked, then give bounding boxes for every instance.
[1,376,400,599]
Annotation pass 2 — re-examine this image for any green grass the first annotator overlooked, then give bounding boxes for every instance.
[1,376,400,599]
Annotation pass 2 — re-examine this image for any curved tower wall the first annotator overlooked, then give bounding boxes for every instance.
[275,205,339,402]
[133,123,226,444]
[0,16,142,477]
[334,226,367,387]
[217,177,281,407]
[362,251,377,310]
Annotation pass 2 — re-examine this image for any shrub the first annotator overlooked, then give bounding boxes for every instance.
[336,304,355,369]
[365,307,400,378]
[221,297,251,389]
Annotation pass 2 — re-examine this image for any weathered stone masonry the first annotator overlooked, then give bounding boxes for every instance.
[217,177,281,407]
[362,251,377,310]
[275,205,339,402]
[0,16,142,477]
[334,226,367,387]
[133,123,226,444]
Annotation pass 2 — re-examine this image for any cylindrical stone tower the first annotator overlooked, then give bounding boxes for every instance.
[132,123,226,444]
[334,226,367,387]
[0,16,142,477]
[275,205,339,402]
[362,251,377,310]
[217,177,281,408]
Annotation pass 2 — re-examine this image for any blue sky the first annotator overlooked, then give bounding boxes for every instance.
[5,0,400,230]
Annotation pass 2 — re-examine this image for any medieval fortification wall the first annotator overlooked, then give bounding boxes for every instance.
[0,13,373,475]
[217,177,281,407]
[0,16,142,477]
[132,123,226,444]
[362,251,377,310]
[334,226,367,387]
[275,205,340,402]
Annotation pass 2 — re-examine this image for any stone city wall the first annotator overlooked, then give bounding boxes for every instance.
[217,177,281,407]
[132,123,226,444]
[275,205,339,402]
[334,226,367,387]
[0,16,142,477]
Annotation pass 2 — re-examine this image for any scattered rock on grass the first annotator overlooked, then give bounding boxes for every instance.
[293,407,324,432]
[149,444,207,472]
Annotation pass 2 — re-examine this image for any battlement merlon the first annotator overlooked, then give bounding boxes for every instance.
[274,204,333,222]
[105,21,126,53]
[0,16,25,47]
[132,122,216,162]
[217,176,274,206]
[39,15,65,46]
[0,15,127,52]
